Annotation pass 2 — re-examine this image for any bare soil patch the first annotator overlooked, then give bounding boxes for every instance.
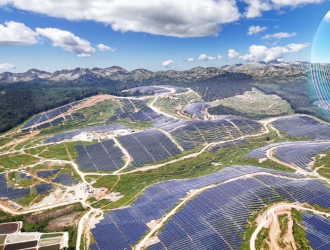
[47,211,81,230]
[25,205,75,224]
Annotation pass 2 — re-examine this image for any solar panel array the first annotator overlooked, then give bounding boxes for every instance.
[44,124,131,143]
[155,116,261,151]
[22,112,85,133]
[91,165,316,250]
[0,173,31,200]
[23,100,82,129]
[117,129,182,168]
[301,212,330,250]
[231,165,306,178]
[35,183,53,195]
[91,207,149,250]
[107,98,163,123]
[37,169,61,178]
[243,141,313,159]
[274,142,330,172]
[128,86,171,95]
[183,103,211,117]
[209,139,249,152]
[51,173,78,186]
[161,85,188,93]
[148,175,330,250]
[75,139,124,171]
[272,116,330,140]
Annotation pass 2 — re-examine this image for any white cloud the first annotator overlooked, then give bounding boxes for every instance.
[247,25,268,35]
[228,49,240,59]
[243,0,272,18]
[239,43,309,62]
[36,28,95,57]
[161,60,174,67]
[217,55,222,59]
[270,0,324,8]
[262,32,297,40]
[242,0,323,19]
[0,21,39,46]
[187,58,194,62]
[177,65,182,67]
[286,43,310,52]
[0,0,241,38]
[198,54,217,60]
[324,10,330,22]
[96,44,116,52]
[0,63,15,70]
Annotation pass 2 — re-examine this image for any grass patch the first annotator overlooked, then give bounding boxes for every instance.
[153,91,203,118]
[91,199,112,208]
[92,175,118,189]
[0,137,11,147]
[291,208,310,249]
[101,128,309,210]
[209,88,294,120]
[278,214,289,248]
[79,98,120,123]
[255,227,270,250]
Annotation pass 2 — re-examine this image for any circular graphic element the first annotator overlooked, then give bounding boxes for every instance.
[311,11,330,114]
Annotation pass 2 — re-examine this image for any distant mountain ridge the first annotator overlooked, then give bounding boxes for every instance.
[0,60,309,84]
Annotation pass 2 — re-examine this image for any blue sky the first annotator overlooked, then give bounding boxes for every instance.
[0,0,329,72]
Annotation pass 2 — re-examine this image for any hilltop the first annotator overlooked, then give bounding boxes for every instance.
[0,60,308,84]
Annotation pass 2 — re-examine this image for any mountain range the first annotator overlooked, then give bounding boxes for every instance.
[0,60,309,84]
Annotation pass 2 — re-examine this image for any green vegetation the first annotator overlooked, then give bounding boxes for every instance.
[92,175,118,189]
[7,171,33,188]
[0,137,11,146]
[0,83,101,134]
[0,157,18,169]
[99,126,308,210]
[0,153,39,169]
[109,117,153,130]
[87,197,97,203]
[13,185,38,207]
[255,80,330,123]
[91,199,112,208]
[255,227,270,250]
[291,208,310,249]
[240,211,258,249]
[39,143,75,161]
[209,88,294,120]
[278,214,289,248]
[79,98,120,123]
[153,91,203,118]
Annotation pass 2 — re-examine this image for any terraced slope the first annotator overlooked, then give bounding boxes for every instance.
[90,165,330,250]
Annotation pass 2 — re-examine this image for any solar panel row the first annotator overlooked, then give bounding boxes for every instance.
[51,173,76,186]
[159,117,261,151]
[301,212,330,250]
[148,174,330,250]
[75,139,124,172]
[272,116,330,140]
[117,129,182,168]
[183,103,211,117]
[35,183,53,195]
[23,100,83,129]
[0,173,31,200]
[274,143,330,172]
[91,165,314,250]
[128,86,171,95]
[209,139,249,152]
